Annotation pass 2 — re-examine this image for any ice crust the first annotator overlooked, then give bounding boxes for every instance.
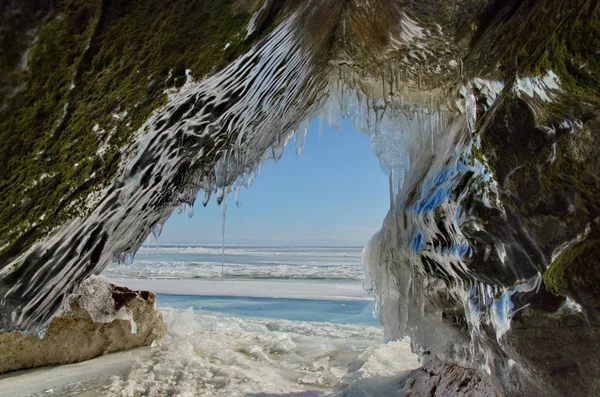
[65,307,417,397]
[104,246,364,281]
[105,260,363,281]
[60,275,137,334]
[105,278,370,301]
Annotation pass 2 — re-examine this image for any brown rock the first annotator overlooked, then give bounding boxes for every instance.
[0,276,166,374]
[402,357,501,397]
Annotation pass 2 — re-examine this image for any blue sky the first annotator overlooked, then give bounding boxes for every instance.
[158,117,390,245]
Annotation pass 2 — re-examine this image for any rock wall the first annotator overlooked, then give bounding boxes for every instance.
[0,276,166,373]
[402,357,501,397]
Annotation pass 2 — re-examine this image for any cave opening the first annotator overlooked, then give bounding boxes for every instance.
[102,115,391,320]
[93,115,424,395]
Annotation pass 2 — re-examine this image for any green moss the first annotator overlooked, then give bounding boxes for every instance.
[524,308,547,317]
[557,311,583,324]
[0,0,284,259]
[543,237,597,296]
[469,0,600,102]
[479,86,599,210]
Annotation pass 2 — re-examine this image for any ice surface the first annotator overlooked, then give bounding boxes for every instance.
[103,245,364,281]
[0,307,418,397]
[8,307,416,397]
[104,259,363,280]
[0,347,154,397]
[105,278,371,301]
[128,245,362,258]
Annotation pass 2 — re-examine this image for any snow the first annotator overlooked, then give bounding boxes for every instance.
[104,259,363,280]
[106,278,372,301]
[0,308,418,397]
[0,348,153,397]
[514,71,561,102]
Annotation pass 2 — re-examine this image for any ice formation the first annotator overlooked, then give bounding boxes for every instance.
[59,275,138,334]
[103,245,365,281]
[4,308,418,397]
[2,0,599,395]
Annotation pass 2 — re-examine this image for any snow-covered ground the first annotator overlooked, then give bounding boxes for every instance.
[0,308,418,397]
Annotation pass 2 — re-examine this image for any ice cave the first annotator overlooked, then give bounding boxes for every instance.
[1,0,599,395]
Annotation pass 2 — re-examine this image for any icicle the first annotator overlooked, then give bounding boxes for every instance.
[117,251,134,266]
[319,111,326,138]
[272,145,284,163]
[328,105,342,132]
[366,96,372,134]
[221,191,228,279]
[389,170,395,211]
[37,328,47,340]
[254,163,262,179]
[187,203,194,218]
[216,187,225,204]
[466,90,477,133]
[271,131,292,163]
[430,111,434,153]
[244,171,254,188]
[235,183,242,207]
[295,121,308,155]
[202,189,211,207]
[152,223,163,239]
[372,294,380,319]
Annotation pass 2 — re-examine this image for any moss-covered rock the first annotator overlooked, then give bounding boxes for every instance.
[543,225,600,319]
[505,309,600,397]
[0,0,294,261]
[468,0,600,98]
[478,91,600,261]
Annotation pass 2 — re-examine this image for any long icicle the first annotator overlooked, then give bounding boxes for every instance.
[221,190,228,279]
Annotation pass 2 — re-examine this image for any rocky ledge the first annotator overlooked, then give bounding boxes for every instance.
[402,357,501,397]
[0,276,166,373]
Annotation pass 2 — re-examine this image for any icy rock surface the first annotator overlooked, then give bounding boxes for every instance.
[60,275,137,333]
[33,307,419,397]
[0,276,166,373]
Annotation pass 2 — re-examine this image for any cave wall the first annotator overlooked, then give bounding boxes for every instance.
[0,0,308,330]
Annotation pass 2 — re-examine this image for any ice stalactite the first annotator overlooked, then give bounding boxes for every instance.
[358,67,598,395]
[221,190,227,280]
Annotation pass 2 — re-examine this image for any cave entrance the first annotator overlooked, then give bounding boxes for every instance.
[96,117,422,394]
[102,115,390,323]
